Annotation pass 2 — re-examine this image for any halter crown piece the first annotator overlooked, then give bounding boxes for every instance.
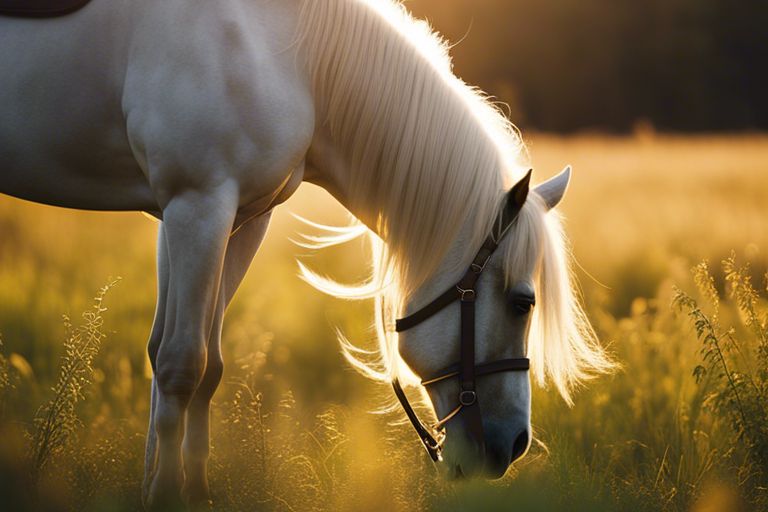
[392,169,533,462]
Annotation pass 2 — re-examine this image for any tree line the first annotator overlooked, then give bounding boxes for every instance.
[410,0,767,132]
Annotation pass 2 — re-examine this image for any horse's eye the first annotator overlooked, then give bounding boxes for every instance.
[510,297,535,314]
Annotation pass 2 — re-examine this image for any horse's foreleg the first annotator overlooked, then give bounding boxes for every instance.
[182,215,272,507]
[143,224,169,507]
[147,185,238,511]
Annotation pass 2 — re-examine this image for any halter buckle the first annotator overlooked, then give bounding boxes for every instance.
[470,255,491,274]
[459,390,477,406]
[457,286,476,302]
[422,432,444,462]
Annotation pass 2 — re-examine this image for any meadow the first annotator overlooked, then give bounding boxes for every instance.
[0,133,766,511]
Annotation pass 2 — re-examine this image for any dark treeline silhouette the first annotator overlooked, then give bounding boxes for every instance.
[409,0,767,132]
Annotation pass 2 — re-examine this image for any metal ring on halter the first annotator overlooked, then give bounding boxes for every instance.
[470,253,492,274]
[429,428,446,446]
[423,431,443,451]
[459,390,477,406]
[456,286,476,302]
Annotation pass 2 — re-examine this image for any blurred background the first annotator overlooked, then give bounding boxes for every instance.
[0,1,766,511]
[410,0,768,133]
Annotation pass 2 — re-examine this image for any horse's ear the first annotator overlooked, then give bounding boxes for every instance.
[533,165,572,210]
[507,169,532,213]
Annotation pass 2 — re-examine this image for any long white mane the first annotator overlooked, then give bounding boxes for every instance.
[296,0,613,403]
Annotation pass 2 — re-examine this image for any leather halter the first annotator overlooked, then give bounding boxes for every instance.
[0,0,92,18]
[392,186,531,463]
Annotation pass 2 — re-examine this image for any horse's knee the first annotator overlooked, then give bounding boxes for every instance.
[155,337,207,404]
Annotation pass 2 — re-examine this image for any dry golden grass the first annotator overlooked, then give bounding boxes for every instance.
[0,134,766,511]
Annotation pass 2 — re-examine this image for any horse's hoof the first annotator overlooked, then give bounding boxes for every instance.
[183,483,213,510]
[146,476,187,512]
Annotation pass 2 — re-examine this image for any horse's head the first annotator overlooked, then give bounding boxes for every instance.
[396,167,573,479]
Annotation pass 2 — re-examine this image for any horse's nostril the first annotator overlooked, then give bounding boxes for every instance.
[510,430,529,462]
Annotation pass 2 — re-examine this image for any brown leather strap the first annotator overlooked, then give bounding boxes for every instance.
[395,237,498,332]
[0,0,91,18]
[392,378,442,461]
[421,358,530,386]
[392,182,530,463]
[395,286,461,332]
[459,294,476,394]
[459,288,486,450]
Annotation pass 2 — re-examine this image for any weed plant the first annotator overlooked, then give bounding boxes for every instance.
[674,255,768,510]
[0,135,766,511]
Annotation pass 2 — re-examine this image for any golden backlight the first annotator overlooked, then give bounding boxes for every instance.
[0,0,766,509]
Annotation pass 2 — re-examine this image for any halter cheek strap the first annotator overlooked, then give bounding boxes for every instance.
[392,174,532,463]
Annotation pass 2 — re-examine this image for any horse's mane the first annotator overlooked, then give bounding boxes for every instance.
[296,0,613,403]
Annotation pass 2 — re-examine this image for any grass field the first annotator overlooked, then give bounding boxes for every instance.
[0,134,766,511]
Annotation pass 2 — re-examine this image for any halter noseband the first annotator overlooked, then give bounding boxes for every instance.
[392,171,533,463]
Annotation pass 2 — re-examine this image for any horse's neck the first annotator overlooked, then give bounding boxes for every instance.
[299,0,506,292]
[304,126,380,233]
[305,120,479,296]
[306,117,479,244]
[301,60,486,246]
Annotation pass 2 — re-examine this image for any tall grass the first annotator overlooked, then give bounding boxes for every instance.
[0,263,764,510]
[30,279,120,482]
[0,335,16,419]
[0,135,766,511]
[674,255,768,509]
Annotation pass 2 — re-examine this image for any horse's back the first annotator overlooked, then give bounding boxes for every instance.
[0,0,314,213]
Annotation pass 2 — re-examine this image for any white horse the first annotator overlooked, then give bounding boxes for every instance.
[0,0,613,508]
